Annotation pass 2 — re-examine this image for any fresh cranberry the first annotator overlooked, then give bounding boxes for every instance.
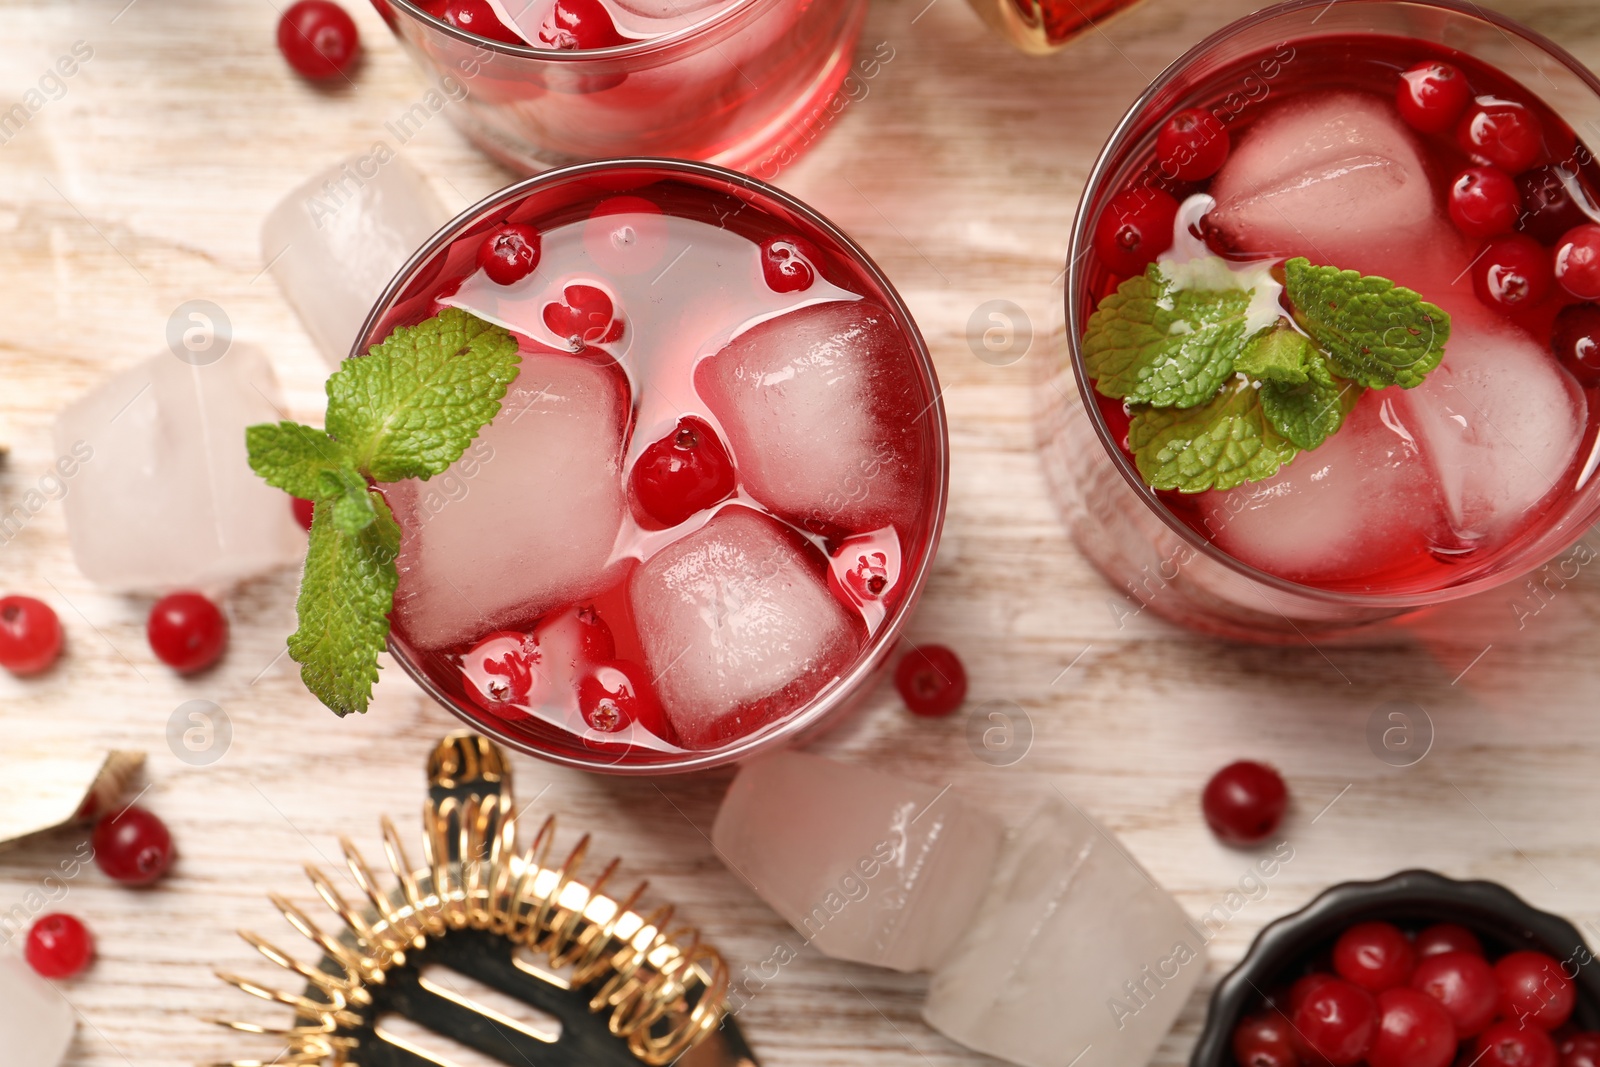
[895,645,967,717]
[839,547,891,600]
[1449,168,1522,237]
[1518,165,1596,244]
[1552,302,1600,386]
[759,235,822,293]
[1292,973,1339,1014]
[1458,98,1545,173]
[1473,234,1554,313]
[564,606,616,666]
[92,806,175,886]
[1293,977,1379,1067]
[629,417,736,527]
[0,595,63,676]
[1555,224,1600,300]
[1156,108,1230,181]
[1411,950,1499,1036]
[1560,1033,1600,1067]
[25,914,94,979]
[291,496,315,531]
[536,0,627,50]
[432,0,523,44]
[461,630,548,717]
[1234,1012,1299,1067]
[1093,189,1179,277]
[1415,923,1482,958]
[147,592,228,674]
[1495,950,1575,1030]
[1334,921,1417,993]
[277,1,360,80]
[477,224,542,286]
[1201,761,1288,846]
[1478,1021,1559,1067]
[577,660,669,738]
[1367,987,1458,1067]
[543,283,623,348]
[1396,61,1472,134]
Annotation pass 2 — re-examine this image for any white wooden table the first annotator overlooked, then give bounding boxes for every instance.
[4,0,1600,1063]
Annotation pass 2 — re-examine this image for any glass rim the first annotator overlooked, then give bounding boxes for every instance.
[1064,0,1600,610]
[385,0,770,62]
[358,156,950,775]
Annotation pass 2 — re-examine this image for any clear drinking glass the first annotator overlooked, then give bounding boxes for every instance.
[1042,0,1600,641]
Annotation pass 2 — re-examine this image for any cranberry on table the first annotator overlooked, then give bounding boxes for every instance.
[1292,976,1379,1066]
[0,594,63,676]
[291,495,315,531]
[536,0,627,50]
[1555,224,1600,300]
[1517,165,1595,244]
[1552,303,1600,386]
[147,592,228,673]
[92,806,175,886]
[1415,922,1483,958]
[629,417,737,527]
[1561,1033,1600,1067]
[1473,234,1554,314]
[24,914,94,979]
[477,223,543,286]
[1411,950,1499,1036]
[1334,920,1417,993]
[1233,1011,1299,1067]
[1396,61,1472,134]
[429,0,524,44]
[1478,1020,1559,1067]
[1367,987,1458,1067]
[1494,950,1575,1030]
[895,644,967,717]
[277,1,361,80]
[759,235,823,293]
[1201,760,1288,846]
[1458,98,1545,174]
[1448,167,1522,238]
[1093,189,1179,278]
[1157,108,1231,181]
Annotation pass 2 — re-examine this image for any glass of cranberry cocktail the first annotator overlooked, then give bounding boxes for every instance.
[1044,0,1600,640]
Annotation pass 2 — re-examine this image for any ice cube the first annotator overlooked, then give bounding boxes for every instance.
[388,350,629,651]
[1199,393,1448,586]
[924,797,1205,1067]
[262,155,449,368]
[695,301,923,537]
[52,345,304,593]
[628,507,860,749]
[1206,93,1436,274]
[711,750,1003,973]
[0,957,75,1067]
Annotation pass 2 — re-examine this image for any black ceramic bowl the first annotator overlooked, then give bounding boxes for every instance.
[1191,870,1600,1067]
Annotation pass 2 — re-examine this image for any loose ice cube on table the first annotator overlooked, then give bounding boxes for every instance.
[629,507,860,749]
[262,155,449,368]
[0,957,75,1067]
[696,301,923,536]
[389,351,629,651]
[925,797,1205,1067]
[712,751,1003,972]
[53,345,303,592]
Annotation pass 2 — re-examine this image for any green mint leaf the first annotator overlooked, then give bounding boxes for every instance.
[1128,378,1299,492]
[1235,320,1315,383]
[1083,265,1255,408]
[1284,257,1450,389]
[287,490,400,717]
[326,467,378,535]
[245,421,346,500]
[326,307,520,482]
[1259,356,1360,451]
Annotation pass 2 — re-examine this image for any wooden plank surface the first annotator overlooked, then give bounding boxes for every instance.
[5,0,1600,1064]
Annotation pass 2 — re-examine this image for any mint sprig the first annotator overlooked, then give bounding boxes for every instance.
[1284,257,1449,389]
[247,308,521,716]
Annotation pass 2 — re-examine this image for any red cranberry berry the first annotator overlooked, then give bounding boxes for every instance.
[0,595,64,676]
[1555,224,1600,300]
[1458,98,1545,174]
[461,630,548,717]
[578,660,669,738]
[147,592,228,674]
[1093,189,1179,277]
[432,0,523,43]
[1518,165,1596,244]
[92,806,175,886]
[537,0,627,50]
[477,224,542,286]
[1449,167,1522,238]
[1156,108,1230,181]
[1233,1012,1299,1067]
[25,914,94,979]
[1291,973,1339,1014]
[1478,1021,1559,1067]
[629,417,737,527]
[1415,922,1483,958]
[1552,302,1600,386]
[1292,977,1379,1067]
[1396,61,1471,134]
[1201,760,1288,846]
[543,283,624,348]
[895,645,967,718]
[1411,950,1499,1037]
[1494,950,1575,1030]
[759,235,823,293]
[1473,234,1554,313]
[1560,1033,1600,1067]
[1334,920,1417,993]
[291,496,315,531]
[277,1,361,80]
[1367,987,1458,1067]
